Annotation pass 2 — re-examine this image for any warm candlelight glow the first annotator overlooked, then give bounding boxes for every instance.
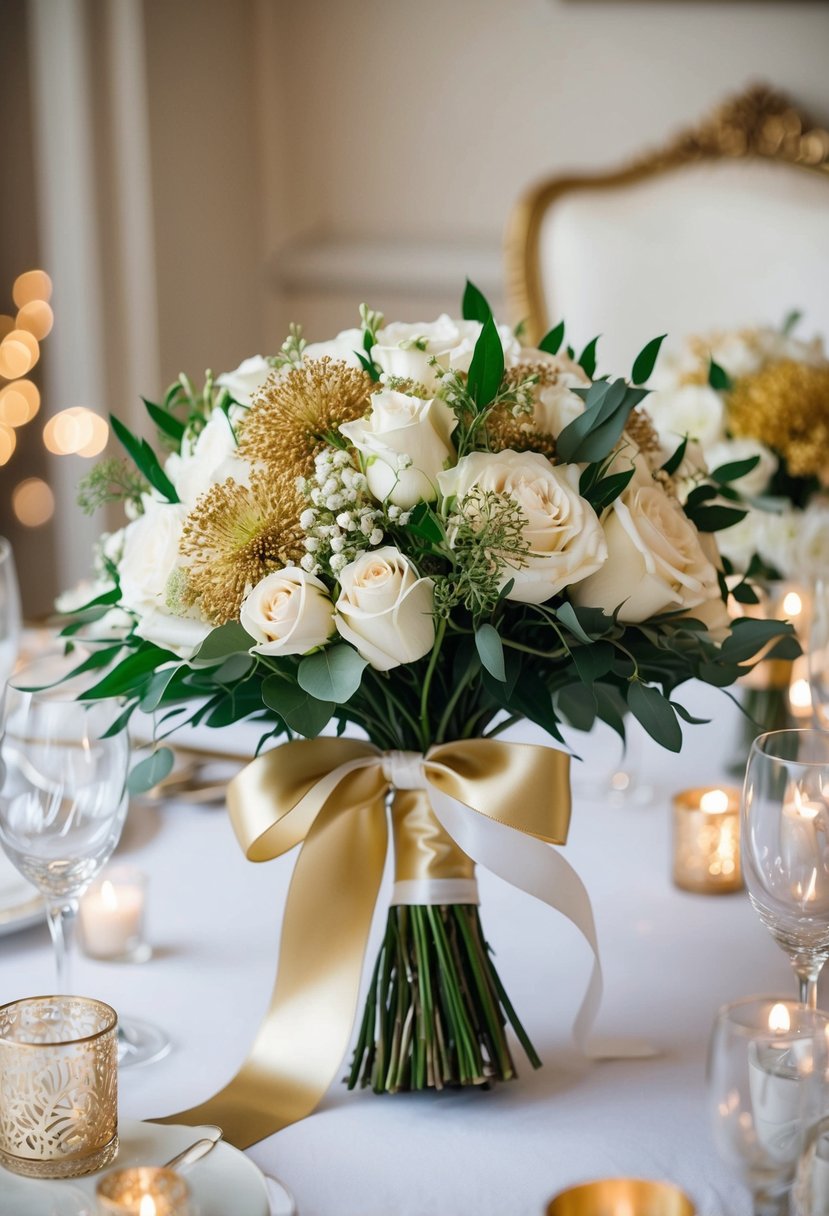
[43,407,108,457]
[700,788,730,814]
[12,269,53,308]
[0,380,40,427]
[0,425,16,466]
[12,478,55,527]
[790,678,812,712]
[783,591,803,618]
[139,1195,157,1216]
[15,299,54,340]
[101,880,118,911]
[769,1002,791,1033]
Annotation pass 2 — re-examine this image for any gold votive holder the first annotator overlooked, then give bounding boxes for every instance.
[0,994,118,1178]
[96,1165,192,1215]
[546,1177,696,1215]
[672,786,742,894]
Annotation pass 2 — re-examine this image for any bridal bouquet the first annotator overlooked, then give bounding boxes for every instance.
[646,317,829,582]
[62,284,795,1125]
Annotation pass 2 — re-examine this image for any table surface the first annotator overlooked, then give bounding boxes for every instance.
[0,680,805,1216]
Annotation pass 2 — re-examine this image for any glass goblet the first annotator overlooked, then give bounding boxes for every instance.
[742,729,829,1008]
[0,679,169,1067]
[793,1113,829,1216]
[708,997,829,1216]
[0,537,21,687]
[810,579,829,731]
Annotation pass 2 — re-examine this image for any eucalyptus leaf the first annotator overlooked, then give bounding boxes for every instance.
[298,645,368,704]
[571,640,615,684]
[193,622,253,663]
[139,666,179,712]
[627,681,682,752]
[127,747,175,796]
[556,602,592,645]
[631,334,666,385]
[462,280,492,323]
[475,624,506,682]
[263,677,334,737]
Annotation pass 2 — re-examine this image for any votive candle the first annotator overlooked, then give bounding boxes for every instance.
[672,786,742,894]
[79,867,150,962]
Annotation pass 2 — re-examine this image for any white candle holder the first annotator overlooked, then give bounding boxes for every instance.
[79,866,151,963]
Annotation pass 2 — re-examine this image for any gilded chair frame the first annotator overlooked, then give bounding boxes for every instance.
[505,84,829,344]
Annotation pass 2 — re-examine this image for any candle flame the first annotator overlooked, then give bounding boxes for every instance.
[700,789,730,814]
[783,591,803,617]
[101,880,118,911]
[139,1195,157,1216]
[791,786,820,820]
[790,679,812,711]
[769,1003,791,1033]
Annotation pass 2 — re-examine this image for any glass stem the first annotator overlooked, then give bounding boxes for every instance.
[792,956,822,1009]
[46,900,78,994]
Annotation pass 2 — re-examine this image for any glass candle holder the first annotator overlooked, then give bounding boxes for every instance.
[546,1178,696,1215]
[672,786,743,894]
[96,1165,191,1215]
[0,995,118,1178]
[79,867,151,963]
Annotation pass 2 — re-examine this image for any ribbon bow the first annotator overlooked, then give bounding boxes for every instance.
[161,737,606,1149]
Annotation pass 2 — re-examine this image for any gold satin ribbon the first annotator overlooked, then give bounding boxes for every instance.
[159,737,570,1148]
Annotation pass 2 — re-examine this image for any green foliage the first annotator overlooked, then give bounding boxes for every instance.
[128,747,174,796]
[538,320,565,356]
[708,359,732,392]
[110,415,179,504]
[631,335,666,385]
[475,624,505,682]
[466,315,505,410]
[661,436,688,477]
[462,280,492,323]
[557,379,647,464]
[434,489,529,619]
[298,646,368,704]
[577,336,600,378]
[77,458,149,516]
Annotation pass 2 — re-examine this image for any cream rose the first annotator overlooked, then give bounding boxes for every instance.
[334,547,435,671]
[372,315,521,390]
[135,611,211,659]
[216,355,272,406]
[437,451,607,605]
[572,484,720,622]
[340,389,456,508]
[165,408,250,507]
[240,569,335,658]
[118,501,188,616]
[646,384,726,449]
[303,328,365,368]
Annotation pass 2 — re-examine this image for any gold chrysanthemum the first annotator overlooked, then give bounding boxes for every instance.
[625,408,662,457]
[180,471,304,624]
[726,359,829,478]
[238,357,373,477]
[485,404,557,459]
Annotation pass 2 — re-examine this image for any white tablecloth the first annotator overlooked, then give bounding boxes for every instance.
[0,682,802,1216]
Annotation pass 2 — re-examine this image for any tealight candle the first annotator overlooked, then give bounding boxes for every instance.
[79,867,150,962]
[748,1002,809,1164]
[96,1165,191,1215]
[672,786,742,894]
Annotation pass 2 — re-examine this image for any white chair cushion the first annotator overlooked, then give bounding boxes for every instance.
[538,158,829,373]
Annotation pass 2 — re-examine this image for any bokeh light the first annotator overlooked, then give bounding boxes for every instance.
[43,407,108,457]
[0,338,34,379]
[0,424,16,466]
[12,270,53,309]
[0,380,40,427]
[15,300,54,341]
[0,316,14,341]
[12,477,55,527]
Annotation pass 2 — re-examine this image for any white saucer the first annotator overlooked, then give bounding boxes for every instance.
[0,1119,270,1216]
[0,849,44,937]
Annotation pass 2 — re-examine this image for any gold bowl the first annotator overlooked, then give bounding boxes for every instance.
[546,1178,696,1215]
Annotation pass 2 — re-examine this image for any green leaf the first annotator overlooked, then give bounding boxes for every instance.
[583,467,634,513]
[110,415,180,503]
[192,621,253,663]
[571,640,615,684]
[475,624,506,682]
[627,681,682,752]
[298,645,368,704]
[143,398,185,444]
[213,652,254,683]
[577,336,600,379]
[661,436,688,477]
[128,747,175,796]
[556,380,645,465]
[556,602,592,645]
[557,684,597,733]
[81,644,174,700]
[538,320,565,356]
[139,666,179,712]
[462,280,492,323]
[722,618,796,663]
[407,502,444,544]
[262,677,334,737]
[355,351,381,382]
[708,359,732,392]
[670,702,711,726]
[466,314,505,410]
[631,334,666,385]
[688,505,747,533]
[710,455,760,486]
[100,702,138,739]
[782,309,802,336]
[730,579,760,605]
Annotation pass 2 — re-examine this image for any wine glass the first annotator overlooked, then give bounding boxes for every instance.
[708,997,829,1216]
[810,579,829,731]
[793,1113,829,1215]
[0,677,169,1066]
[0,537,21,687]
[742,729,829,1008]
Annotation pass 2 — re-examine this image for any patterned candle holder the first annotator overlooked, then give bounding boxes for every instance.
[97,1165,191,1215]
[546,1178,696,1215]
[0,995,118,1178]
[672,786,743,894]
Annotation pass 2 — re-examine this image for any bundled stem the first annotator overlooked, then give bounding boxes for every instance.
[347,904,540,1093]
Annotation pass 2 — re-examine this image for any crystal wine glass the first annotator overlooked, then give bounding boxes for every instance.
[0,677,169,1066]
[743,729,829,1008]
[0,537,21,687]
[810,579,829,731]
[793,1113,829,1216]
[708,997,829,1216]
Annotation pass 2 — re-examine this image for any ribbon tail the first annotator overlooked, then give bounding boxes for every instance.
[428,787,650,1061]
[156,796,388,1149]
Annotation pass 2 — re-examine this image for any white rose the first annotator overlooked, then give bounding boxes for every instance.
[240,568,335,658]
[646,384,726,449]
[755,509,800,579]
[526,353,590,438]
[437,451,607,605]
[216,355,273,406]
[334,546,435,671]
[795,506,829,580]
[166,409,250,507]
[715,509,764,576]
[705,437,777,499]
[372,315,521,390]
[340,389,456,508]
[119,502,188,615]
[708,334,763,380]
[572,484,719,622]
[303,328,365,368]
[134,611,211,659]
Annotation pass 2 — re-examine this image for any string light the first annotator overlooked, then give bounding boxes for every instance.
[0,425,16,466]
[12,269,52,309]
[12,477,55,527]
[43,407,108,457]
[0,337,34,379]
[0,381,39,427]
[15,300,53,341]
